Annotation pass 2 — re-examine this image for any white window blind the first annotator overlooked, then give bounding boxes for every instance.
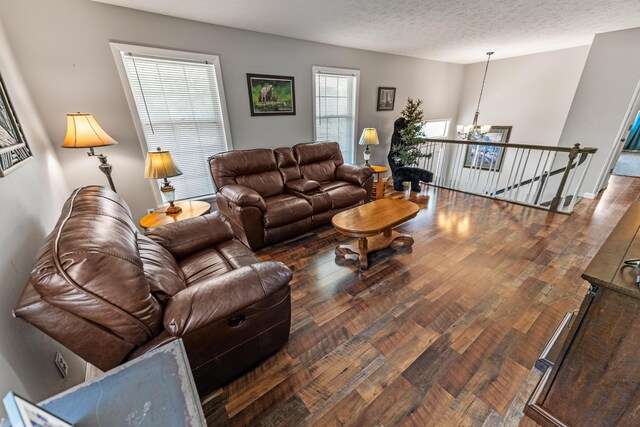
[120,53,230,201]
[422,119,450,138]
[313,70,358,163]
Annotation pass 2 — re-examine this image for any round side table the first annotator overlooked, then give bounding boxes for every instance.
[370,165,389,200]
[139,200,211,231]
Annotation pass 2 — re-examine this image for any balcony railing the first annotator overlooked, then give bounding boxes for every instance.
[412,138,597,213]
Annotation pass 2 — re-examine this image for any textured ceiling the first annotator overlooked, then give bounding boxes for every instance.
[92,0,640,64]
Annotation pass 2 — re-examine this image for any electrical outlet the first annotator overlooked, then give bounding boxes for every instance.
[147,208,155,215]
[54,351,68,379]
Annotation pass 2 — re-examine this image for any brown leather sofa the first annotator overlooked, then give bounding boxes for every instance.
[210,141,373,250]
[14,186,292,396]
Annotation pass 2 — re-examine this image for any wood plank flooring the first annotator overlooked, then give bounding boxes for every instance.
[204,176,640,426]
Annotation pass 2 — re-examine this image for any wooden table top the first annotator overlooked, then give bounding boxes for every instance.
[332,199,419,237]
[582,202,640,300]
[370,165,388,173]
[139,200,210,229]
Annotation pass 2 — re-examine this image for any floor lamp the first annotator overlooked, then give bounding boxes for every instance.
[62,113,118,192]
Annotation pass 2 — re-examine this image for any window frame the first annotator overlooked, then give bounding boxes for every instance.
[311,66,360,164]
[422,118,452,138]
[110,42,233,207]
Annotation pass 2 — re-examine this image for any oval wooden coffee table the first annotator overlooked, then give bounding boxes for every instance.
[332,199,420,270]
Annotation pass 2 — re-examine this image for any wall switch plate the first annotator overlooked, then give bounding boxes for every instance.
[54,351,68,378]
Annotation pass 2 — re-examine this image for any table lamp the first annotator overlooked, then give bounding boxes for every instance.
[62,113,118,192]
[359,128,379,166]
[144,147,183,214]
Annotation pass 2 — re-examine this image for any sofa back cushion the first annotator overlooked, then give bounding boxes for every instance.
[27,186,163,345]
[274,147,301,183]
[209,149,284,198]
[137,234,187,304]
[294,142,344,183]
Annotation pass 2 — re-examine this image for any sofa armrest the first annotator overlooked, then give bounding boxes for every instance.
[285,179,321,194]
[163,261,292,336]
[146,212,235,259]
[336,163,373,186]
[219,185,267,212]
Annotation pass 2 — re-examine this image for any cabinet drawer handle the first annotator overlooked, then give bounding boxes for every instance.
[228,315,245,327]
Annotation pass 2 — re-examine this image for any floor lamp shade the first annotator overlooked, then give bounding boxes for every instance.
[62,114,118,148]
[61,113,118,192]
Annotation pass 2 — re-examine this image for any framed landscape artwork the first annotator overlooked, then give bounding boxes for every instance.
[246,74,296,116]
[463,125,512,171]
[0,72,32,177]
[377,87,396,111]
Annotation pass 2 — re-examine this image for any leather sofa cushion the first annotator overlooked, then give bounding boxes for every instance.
[286,179,321,193]
[179,248,233,286]
[319,181,350,192]
[323,184,368,209]
[294,141,344,166]
[209,149,284,197]
[275,147,301,182]
[178,238,259,287]
[236,170,284,198]
[137,234,187,304]
[29,187,163,345]
[299,160,337,183]
[263,194,313,228]
[215,239,260,269]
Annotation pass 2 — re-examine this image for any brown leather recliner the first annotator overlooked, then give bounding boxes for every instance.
[14,186,292,396]
[209,141,373,250]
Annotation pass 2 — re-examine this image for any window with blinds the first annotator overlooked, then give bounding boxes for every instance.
[119,50,231,201]
[313,67,359,163]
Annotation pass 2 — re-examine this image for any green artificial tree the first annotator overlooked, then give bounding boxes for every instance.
[392,98,425,166]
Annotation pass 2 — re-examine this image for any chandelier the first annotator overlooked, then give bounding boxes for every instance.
[457,52,494,140]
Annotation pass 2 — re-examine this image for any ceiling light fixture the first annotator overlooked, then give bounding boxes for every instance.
[457,52,494,141]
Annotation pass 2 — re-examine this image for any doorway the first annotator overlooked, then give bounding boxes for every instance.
[612,109,640,177]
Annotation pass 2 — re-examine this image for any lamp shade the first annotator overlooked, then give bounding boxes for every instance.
[62,114,118,148]
[359,128,379,146]
[144,148,183,179]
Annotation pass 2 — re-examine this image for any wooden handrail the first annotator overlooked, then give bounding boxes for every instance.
[423,137,597,154]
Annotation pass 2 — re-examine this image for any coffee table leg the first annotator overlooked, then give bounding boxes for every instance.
[358,237,369,270]
[335,237,370,270]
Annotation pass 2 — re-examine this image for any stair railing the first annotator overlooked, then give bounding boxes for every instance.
[411,138,597,213]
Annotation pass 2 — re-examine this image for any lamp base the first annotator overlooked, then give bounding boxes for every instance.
[363,145,371,166]
[165,201,182,215]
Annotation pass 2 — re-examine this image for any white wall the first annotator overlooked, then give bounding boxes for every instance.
[457,47,590,146]
[450,47,589,201]
[0,21,84,416]
[558,27,640,197]
[0,0,465,221]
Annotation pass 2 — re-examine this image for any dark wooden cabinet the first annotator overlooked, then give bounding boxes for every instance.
[525,203,640,427]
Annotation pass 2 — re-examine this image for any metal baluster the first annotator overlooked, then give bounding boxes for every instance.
[482,145,498,194]
[568,152,594,212]
[502,148,521,200]
[514,149,531,202]
[472,145,488,194]
[454,144,466,190]
[525,150,545,204]
[538,151,556,207]
[491,146,509,197]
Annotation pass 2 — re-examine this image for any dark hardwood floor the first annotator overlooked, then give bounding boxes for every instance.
[204,176,640,426]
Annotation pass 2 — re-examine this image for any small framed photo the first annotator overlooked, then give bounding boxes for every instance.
[377,87,396,111]
[3,392,74,427]
[246,73,296,116]
[0,71,33,177]
[463,125,512,171]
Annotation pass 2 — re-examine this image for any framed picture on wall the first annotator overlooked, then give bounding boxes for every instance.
[463,125,512,171]
[0,71,32,177]
[246,73,296,116]
[376,87,396,111]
